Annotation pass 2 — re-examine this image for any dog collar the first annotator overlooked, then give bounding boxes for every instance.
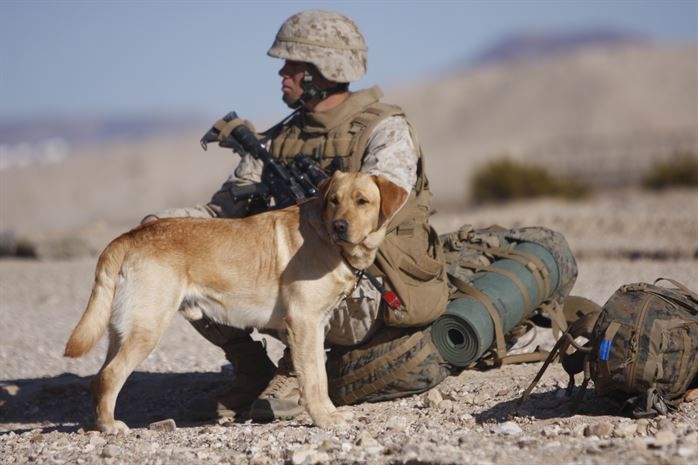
[345,265,402,310]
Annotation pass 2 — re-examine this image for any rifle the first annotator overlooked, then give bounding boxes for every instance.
[200,111,403,310]
[200,111,328,212]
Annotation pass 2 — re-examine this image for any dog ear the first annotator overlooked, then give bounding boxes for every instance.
[317,170,346,199]
[372,175,409,223]
[317,171,342,200]
[317,176,332,199]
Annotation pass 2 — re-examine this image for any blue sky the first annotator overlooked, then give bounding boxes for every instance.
[1,0,697,123]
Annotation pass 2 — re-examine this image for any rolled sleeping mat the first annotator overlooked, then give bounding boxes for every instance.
[432,242,561,367]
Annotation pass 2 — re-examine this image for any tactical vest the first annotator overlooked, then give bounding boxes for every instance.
[267,86,449,327]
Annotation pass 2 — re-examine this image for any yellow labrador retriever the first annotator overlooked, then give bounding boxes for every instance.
[64,171,407,433]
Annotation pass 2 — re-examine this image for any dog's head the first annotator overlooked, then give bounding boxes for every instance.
[319,171,408,268]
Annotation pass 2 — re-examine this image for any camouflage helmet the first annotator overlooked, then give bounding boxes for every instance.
[267,10,368,83]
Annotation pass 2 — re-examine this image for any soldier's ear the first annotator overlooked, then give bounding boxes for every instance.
[372,175,408,225]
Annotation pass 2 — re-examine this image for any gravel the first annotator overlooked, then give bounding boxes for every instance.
[1,188,697,464]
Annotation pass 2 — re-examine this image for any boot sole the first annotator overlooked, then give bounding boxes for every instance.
[249,399,304,422]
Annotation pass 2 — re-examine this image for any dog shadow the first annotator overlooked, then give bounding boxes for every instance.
[0,371,240,434]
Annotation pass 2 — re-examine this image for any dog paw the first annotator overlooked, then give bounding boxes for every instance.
[97,420,130,435]
[312,407,353,428]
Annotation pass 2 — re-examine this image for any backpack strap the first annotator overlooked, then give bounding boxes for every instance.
[461,246,569,339]
[541,300,569,341]
[653,277,698,311]
[454,260,532,311]
[465,244,551,304]
[519,310,600,405]
[447,272,551,365]
[553,295,603,339]
[447,272,508,361]
[625,387,676,418]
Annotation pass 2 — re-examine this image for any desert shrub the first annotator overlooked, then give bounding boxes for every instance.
[470,157,588,204]
[642,151,698,190]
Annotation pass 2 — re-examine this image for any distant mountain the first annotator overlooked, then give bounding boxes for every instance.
[0,114,206,147]
[386,41,698,206]
[470,27,645,66]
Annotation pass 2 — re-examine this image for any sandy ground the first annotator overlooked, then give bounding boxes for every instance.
[1,181,697,464]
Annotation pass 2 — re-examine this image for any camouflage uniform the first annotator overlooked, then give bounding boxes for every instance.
[148,10,450,418]
[152,109,421,347]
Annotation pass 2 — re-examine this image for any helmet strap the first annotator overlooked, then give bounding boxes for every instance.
[286,70,348,109]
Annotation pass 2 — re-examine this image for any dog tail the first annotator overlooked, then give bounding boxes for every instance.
[64,235,129,358]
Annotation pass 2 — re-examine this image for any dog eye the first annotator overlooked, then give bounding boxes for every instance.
[329,195,339,205]
[356,197,369,206]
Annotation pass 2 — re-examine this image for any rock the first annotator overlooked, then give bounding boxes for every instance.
[630,438,650,451]
[385,415,408,431]
[437,399,454,411]
[309,431,330,443]
[318,439,341,451]
[250,453,273,465]
[89,435,107,447]
[517,437,537,448]
[544,440,562,450]
[674,421,691,435]
[572,424,587,437]
[101,444,120,458]
[684,387,698,402]
[657,417,673,432]
[651,430,676,448]
[541,425,561,437]
[356,431,383,455]
[613,422,638,438]
[491,421,523,436]
[584,421,614,438]
[586,444,605,455]
[459,413,475,426]
[356,432,380,448]
[149,418,177,432]
[425,388,443,408]
[355,433,384,455]
[0,384,19,396]
[683,431,698,445]
[635,419,650,436]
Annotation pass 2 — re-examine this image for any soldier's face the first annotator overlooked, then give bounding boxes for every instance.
[279,60,306,106]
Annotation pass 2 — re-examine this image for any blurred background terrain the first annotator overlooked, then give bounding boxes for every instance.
[0,1,696,266]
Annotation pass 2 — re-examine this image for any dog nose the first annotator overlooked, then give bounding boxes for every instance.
[333,219,348,236]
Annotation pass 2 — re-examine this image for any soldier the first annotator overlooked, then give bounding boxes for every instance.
[143,9,450,421]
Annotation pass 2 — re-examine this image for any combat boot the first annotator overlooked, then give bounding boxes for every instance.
[249,349,303,421]
[187,339,277,419]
